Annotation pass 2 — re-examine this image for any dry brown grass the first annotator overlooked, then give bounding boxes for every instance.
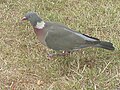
[0,0,120,90]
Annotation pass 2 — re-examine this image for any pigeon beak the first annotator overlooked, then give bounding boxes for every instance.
[22,17,27,20]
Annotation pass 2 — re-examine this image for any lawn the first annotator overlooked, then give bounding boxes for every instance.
[0,0,120,90]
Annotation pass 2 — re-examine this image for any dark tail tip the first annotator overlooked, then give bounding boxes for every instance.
[97,41,115,50]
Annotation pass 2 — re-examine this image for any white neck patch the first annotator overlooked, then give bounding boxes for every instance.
[35,21,45,29]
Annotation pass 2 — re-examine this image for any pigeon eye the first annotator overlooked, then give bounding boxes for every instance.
[29,16,31,18]
[28,15,32,19]
[29,16,33,18]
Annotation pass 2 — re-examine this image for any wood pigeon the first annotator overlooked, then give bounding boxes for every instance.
[22,12,115,56]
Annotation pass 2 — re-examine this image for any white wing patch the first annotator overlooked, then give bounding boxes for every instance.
[74,32,97,41]
[64,28,97,41]
[35,21,45,29]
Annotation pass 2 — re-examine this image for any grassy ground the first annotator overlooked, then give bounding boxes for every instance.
[0,0,120,90]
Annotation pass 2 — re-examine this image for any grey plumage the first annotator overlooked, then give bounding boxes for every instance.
[22,12,115,51]
[95,41,114,50]
[24,12,42,26]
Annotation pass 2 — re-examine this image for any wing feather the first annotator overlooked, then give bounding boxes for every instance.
[44,22,99,50]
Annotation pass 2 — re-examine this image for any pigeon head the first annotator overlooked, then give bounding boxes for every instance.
[22,12,42,27]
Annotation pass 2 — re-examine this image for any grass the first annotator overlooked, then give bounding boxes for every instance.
[0,0,120,89]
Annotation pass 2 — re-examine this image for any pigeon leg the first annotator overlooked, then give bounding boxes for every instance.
[47,51,71,59]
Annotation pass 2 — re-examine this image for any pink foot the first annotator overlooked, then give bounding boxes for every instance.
[47,51,71,59]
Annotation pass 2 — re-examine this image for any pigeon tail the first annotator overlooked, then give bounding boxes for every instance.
[95,41,115,50]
